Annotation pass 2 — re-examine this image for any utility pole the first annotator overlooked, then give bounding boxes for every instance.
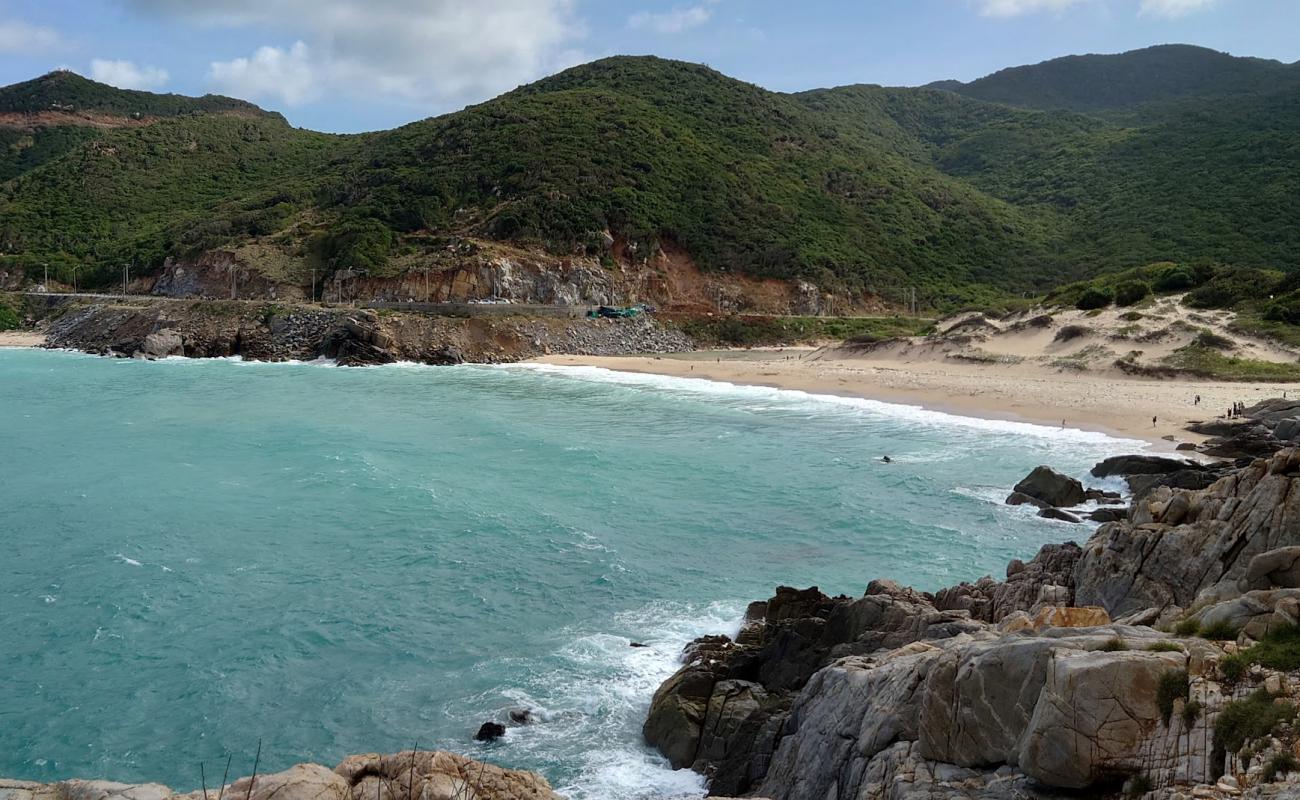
[424,269,430,303]
[43,263,48,291]
[123,265,129,296]
[71,266,77,293]
[230,267,237,300]
[311,268,317,303]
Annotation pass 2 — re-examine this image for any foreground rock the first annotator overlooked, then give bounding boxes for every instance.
[1,752,561,800]
[647,447,1300,799]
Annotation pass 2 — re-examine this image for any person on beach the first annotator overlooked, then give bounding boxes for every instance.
[1152,415,1158,427]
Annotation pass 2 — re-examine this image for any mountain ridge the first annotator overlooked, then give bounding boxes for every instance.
[1,45,1297,309]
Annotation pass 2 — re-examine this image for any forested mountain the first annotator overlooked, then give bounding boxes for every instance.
[1,46,1297,303]
[937,44,1300,114]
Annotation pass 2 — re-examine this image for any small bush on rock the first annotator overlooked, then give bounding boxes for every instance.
[1146,641,1184,653]
[1214,689,1296,756]
[1173,619,1201,636]
[1262,752,1299,783]
[1199,620,1239,640]
[1156,669,1189,726]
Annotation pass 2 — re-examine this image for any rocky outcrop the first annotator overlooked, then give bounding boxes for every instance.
[1075,448,1300,618]
[0,752,561,800]
[35,297,695,366]
[1011,465,1084,507]
[648,447,1300,799]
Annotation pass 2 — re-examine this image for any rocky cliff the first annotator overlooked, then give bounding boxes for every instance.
[1,751,560,800]
[28,296,694,366]
[647,447,1300,799]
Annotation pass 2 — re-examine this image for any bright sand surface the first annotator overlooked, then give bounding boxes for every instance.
[534,349,1300,448]
[0,331,45,347]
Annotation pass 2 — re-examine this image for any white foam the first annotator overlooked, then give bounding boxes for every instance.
[492,363,1146,447]
[487,600,740,800]
[114,553,142,567]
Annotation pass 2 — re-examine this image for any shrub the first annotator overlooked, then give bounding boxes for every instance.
[1224,624,1300,674]
[1262,752,1299,783]
[0,301,17,331]
[1076,286,1113,310]
[1193,330,1235,350]
[1146,641,1184,653]
[1154,266,1197,292]
[1219,653,1248,682]
[1114,280,1152,307]
[1054,324,1090,343]
[1156,669,1189,726]
[1173,619,1201,636]
[1182,699,1203,728]
[1184,267,1279,309]
[1101,638,1129,652]
[1214,689,1296,756]
[1118,311,1144,322]
[1199,620,1239,640]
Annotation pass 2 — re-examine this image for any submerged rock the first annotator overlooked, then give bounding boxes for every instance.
[474,722,506,742]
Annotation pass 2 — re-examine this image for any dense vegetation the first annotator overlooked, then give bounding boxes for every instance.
[0,70,272,117]
[1,46,1299,309]
[941,44,1300,115]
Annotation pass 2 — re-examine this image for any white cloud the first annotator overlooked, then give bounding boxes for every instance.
[128,0,587,111]
[90,59,170,90]
[1138,0,1217,17]
[628,2,718,33]
[0,18,61,54]
[974,0,1092,16]
[209,41,317,105]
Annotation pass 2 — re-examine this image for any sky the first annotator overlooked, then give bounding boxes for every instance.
[0,0,1295,133]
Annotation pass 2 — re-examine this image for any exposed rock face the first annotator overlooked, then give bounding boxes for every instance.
[1075,448,1300,618]
[36,297,696,366]
[932,542,1082,623]
[1012,465,1084,508]
[0,753,561,800]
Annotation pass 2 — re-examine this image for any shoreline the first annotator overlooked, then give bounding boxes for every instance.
[0,332,46,348]
[532,349,1300,448]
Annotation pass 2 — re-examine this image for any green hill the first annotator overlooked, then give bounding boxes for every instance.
[942,44,1300,114]
[1,49,1298,307]
[0,70,283,183]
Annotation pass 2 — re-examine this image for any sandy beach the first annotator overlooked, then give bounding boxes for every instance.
[0,331,45,347]
[534,348,1300,447]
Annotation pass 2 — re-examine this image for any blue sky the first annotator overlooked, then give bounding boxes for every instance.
[0,0,1294,133]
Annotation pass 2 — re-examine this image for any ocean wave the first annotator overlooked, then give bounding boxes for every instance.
[492,363,1146,447]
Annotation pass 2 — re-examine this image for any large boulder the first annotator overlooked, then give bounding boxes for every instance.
[1012,466,1085,508]
[1200,424,1283,459]
[1190,588,1300,639]
[1090,454,1207,478]
[221,765,348,800]
[1240,546,1300,591]
[334,751,562,800]
[1018,649,1184,788]
[135,328,184,359]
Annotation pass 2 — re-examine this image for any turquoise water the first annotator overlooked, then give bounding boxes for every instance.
[0,349,1139,798]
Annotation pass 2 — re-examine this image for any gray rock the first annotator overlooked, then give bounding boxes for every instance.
[1018,650,1184,788]
[1038,507,1083,523]
[1240,546,1300,591]
[1090,454,1206,478]
[1013,466,1085,508]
